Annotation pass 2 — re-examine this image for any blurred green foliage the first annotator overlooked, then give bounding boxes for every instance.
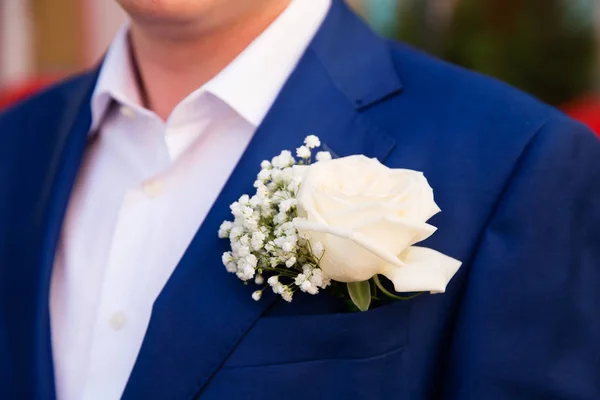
[396,0,597,106]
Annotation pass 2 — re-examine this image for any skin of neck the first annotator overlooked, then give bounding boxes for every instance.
[128,0,292,121]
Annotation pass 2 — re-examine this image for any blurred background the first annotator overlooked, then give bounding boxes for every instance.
[1,0,599,132]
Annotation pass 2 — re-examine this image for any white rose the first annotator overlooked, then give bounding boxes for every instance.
[293,155,461,293]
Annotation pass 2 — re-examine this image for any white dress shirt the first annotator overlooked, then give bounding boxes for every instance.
[49,1,331,399]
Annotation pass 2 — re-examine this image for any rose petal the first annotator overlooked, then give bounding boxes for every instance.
[351,215,437,255]
[298,155,388,197]
[294,220,391,282]
[381,246,462,293]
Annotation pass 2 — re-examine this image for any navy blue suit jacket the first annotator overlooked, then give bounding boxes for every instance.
[1,1,599,399]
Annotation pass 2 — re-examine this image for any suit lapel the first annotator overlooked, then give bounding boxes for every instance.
[123,1,401,399]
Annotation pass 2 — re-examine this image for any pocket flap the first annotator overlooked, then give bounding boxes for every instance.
[225,300,409,367]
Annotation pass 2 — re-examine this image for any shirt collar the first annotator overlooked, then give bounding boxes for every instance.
[90,25,140,132]
[90,0,332,130]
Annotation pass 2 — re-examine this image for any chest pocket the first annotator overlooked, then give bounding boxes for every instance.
[204,300,410,399]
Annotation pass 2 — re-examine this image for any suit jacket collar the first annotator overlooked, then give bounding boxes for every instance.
[6,0,402,397]
[309,0,402,108]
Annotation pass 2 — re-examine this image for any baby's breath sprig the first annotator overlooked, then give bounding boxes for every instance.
[219,135,332,303]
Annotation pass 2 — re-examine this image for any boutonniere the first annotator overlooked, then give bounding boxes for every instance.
[219,136,461,311]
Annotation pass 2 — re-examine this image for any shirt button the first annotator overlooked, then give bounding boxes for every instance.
[109,312,127,331]
[119,105,136,119]
[143,179,164,198]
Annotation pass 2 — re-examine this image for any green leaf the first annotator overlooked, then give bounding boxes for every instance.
[347,281,371,312]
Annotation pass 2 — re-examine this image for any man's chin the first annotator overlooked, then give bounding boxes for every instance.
[122,7,230,40]
[130,17,218,43]
[118,0,212,23]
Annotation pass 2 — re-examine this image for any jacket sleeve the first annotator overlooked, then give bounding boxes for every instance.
[443,117,600,399]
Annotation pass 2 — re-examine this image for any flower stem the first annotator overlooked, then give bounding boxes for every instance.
[259,266,296,278]
[371,278,378,297]
[372,275,424,301]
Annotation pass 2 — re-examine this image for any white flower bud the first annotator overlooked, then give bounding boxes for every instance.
[257,168,271,181]
[271,156,283,169]
[242,265,255,280]
[315,151,332,162]
[241,206,254,219]
[221,252,233,266]
[246,254,258,268]
[270,169,282,183]
[249,195,261,207]
[279,199,297,213]
[281,287,294,302]
[230,202,242,217]
[300,280,312,293]
[251,231,266,251]
[296,145,311,159]
[236,245,250,258]
[280,221,292,231]
[230,225,244,239]
[260,160,271,169]
[239,235,250,246]
[272,283,284,295]
[243,217,258,232]
[254,274,265,285]
[280,150,294,166]
[272,150,294,169]
[304,135,321,149]
[218,221,233,239]
[287,176,303,193]
[252,291,262,301]
[273,213,288,225]
[238,195,250,206]
[282,240,294,253]
[309,270,323,287]
[285,257,297,268]
[225,262,237,273]
[295,273,307,286]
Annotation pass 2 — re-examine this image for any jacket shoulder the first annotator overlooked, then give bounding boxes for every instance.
[0,71,95,128]
[385,41,565,138]
[369,42,594,230]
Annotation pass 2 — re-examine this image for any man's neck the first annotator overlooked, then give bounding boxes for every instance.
[129,2,291,121]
